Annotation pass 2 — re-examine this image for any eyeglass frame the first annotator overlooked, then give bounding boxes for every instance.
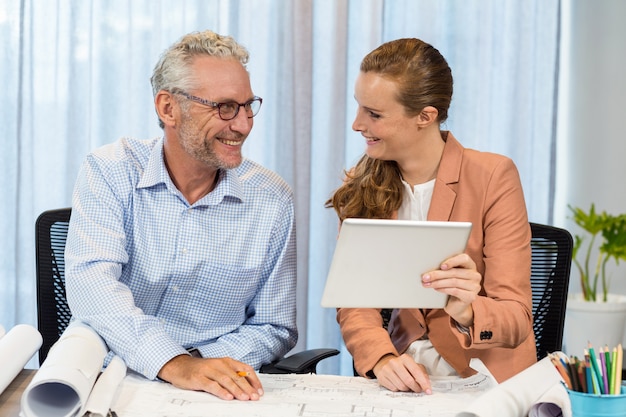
[175,91,263,121]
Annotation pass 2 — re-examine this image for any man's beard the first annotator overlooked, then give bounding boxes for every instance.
[178,113,244,170]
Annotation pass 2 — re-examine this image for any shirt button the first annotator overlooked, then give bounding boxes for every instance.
[181,248,187,254]
[172,285,179,292]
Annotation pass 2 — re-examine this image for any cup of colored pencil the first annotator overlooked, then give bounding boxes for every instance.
[551,344,626,417]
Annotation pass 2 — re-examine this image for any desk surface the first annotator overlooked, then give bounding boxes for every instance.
[2,359,626,417]
[0,370,35,417]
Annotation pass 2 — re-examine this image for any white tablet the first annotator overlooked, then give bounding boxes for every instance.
[321,218,472,309]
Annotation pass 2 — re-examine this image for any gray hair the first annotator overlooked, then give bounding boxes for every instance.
[150,30,250,128]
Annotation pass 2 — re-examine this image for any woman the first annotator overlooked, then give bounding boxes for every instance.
[326,38,536,394]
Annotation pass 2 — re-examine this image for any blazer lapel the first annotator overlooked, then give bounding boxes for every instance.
[428,133,464,222]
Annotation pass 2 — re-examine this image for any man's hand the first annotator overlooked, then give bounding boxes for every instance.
[372,354,432,394]
[157,355,264,401]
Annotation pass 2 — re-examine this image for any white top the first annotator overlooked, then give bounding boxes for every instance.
[397,177,458,376]
[398,178,435,221]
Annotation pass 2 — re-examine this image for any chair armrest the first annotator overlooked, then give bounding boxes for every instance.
[259,348,340,374]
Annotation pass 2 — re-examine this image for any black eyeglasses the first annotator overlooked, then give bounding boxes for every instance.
[177,91,262,121]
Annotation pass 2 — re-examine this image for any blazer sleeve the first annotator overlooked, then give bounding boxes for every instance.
[464,156,533,349]
[337,307,400,377]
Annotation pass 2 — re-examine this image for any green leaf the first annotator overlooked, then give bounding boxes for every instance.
[568,204,626,301]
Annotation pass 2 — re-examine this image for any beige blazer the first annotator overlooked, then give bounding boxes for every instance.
[337,132,536,383]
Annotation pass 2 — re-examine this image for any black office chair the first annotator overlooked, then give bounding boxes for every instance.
[35,207,73,365]
[529,222,573,360]
[35,207,338,372]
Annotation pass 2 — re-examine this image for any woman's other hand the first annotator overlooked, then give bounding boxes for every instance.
[372,353,432,394]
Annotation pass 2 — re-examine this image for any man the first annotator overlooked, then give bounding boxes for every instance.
[65,30,298,401]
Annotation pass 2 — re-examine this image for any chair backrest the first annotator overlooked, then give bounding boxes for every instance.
[35,207,72,365]
[529,222,573,360]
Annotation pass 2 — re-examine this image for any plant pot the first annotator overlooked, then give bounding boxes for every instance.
[563,293,626,356]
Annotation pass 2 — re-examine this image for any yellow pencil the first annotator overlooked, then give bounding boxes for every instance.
[614,344,623,395]
[611,346,618,394]
[236,371,250,377]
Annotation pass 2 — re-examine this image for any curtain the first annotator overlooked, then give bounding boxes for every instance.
[0,0,560,375]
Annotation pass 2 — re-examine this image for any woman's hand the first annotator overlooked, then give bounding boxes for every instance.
[421,253,482,327]
[372,354,432,394]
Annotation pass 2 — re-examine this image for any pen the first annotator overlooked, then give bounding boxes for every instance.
[236,371,250,377]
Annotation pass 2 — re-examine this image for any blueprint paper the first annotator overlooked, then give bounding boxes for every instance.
[113,370,496,417]
[20,321,108,417]
[0,324,42,395]
[0,323,5,339]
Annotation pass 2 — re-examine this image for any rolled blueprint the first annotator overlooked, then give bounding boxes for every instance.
[21,321,108,417]
[0,323,5,338]
[83,355,127,417]
[458,354,571,417]
[0,324,43,395]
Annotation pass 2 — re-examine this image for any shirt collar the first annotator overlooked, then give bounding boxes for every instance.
[136,138,244,204]
[137,137,170,190]
[201,168,244,205]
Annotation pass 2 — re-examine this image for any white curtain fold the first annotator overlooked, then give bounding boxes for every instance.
[0,0,559,375]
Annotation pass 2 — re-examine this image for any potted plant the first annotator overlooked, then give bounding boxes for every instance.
[564,203,626,354]
[569,204,626,302]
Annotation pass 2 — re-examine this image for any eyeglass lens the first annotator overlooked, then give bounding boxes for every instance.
[219,99,262,120]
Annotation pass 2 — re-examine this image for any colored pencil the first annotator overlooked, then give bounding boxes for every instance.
[584,353,593,393]
[599,346,609,394]
[604,345,613,395]
[577,359,587,394]
[550,354,572,389]
[567,356,580,392]
[587,343,604,394]
[610,347,617,394]
[615,344,623,395]
[585,350,599,394]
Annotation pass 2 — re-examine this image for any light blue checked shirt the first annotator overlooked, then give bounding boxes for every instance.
[65,137,298,380]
